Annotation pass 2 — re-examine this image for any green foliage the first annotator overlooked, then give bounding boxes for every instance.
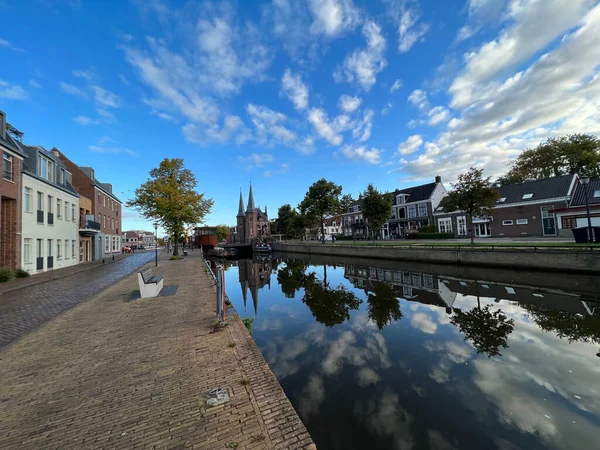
[441,168,500,243]
[419,225,436,233]
[277,261,309,298]
[414,233,454,239]
[276,204,297,238]
[299,178,345,242]
[340,193,354,212]
[450,303,515,358]
[126,158,213,256]
[169,255,183,260]
[0,267,14,282]
[361,184,393,241]
[14,269,30,278]
[523,304,600,345]
[497,134,600,185]
[242,317,254,335]
[366,282,402,330]
[215,225,229,241]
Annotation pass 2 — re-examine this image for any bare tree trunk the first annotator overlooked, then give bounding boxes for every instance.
[321,216,326,244]
[469,212,475,245]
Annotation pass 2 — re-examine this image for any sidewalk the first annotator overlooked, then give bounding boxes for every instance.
[0,251,315,450]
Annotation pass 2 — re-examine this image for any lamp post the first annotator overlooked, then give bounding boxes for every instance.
[154,222,159,267]
[579,177,593,243]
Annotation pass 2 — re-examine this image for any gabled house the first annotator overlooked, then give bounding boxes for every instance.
[341,200,366,238]
[555,178,600,236]
[388,176,447,237]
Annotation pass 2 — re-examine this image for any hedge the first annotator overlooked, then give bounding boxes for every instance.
[414,233,454,240]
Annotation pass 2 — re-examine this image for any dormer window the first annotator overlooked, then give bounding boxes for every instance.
[522,193,533,199]
[353,205,359,212]
[498,197,506,203]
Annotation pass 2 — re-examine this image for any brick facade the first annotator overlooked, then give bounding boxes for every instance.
[491,201,566,237]
[0,153,23,270]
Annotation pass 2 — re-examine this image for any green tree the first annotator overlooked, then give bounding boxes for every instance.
[277,261,309,298]
[340,193,354,212]
[299,179,345,243]
[361,184,393,241]
[215,225,229,241]
[441,168,500,244]
[276,204,297,238]
[498,134,600,185]
[366,282,402,330]
[450,300,515,358]
[523,304,600,345]
[126,158,213,256]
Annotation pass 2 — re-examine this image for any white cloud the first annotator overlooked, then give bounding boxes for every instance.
[246,104,297,145]
[455,0,509,43]
[428,106,450,126]
[72,68,95,82]
[308,108,349,145]
[334,20,387,91]
[73,115,100,125]
[338,94,361,113]
[308,0,360,36]
[89,145,138,157]
[341,144,383,164]
[281,69,309,111]
[0,38,25,52]
[238,152,275,169]
[381,102,393,116]
[60,82,89,99]
[264,163,290,178]
[410,312,438,334]
[352,109,374,142]
[91,85,120,108]
[408,89,430,112]
[29,79,42,89]
[118,74,130,86]
[398,8,430,52]
[0,80,28,100]
[183,115,248,144]
[390,79,403,92]
[396,135,423,155]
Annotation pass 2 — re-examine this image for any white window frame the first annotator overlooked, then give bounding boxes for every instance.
[57,199,62,219]
[3,152,13,181]
[502,220,514,226]
[516,219,528,225]
[24,187,32,213]
[65,202,69,220]
[72,204,76,222]
[408,205,417,218]
[418,203,428,217]
[37,191,44,212]
[57,239,62,259]
[72,240,76,258]
[457,216,467,236]
[522,193,533,199]
[23,238,32,264]
[47,195,53,214]
[438,218,453,233]
[64,240,69,259]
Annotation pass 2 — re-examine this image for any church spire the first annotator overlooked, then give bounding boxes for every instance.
[246,182,255,212]
[237,187,245,217]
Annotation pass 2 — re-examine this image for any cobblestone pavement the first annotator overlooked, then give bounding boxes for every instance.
[0,252,155,350]
[0,252,315,450]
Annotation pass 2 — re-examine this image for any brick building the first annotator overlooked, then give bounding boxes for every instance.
[78,194,95,263]
[54,150,122,259]
[236,184,270,244]
[0,111,25,270]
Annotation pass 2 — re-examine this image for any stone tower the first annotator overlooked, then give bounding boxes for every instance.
[236,188,245,244]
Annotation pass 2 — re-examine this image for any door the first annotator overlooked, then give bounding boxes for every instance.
[474,222,491,237]
[542,206,556,236]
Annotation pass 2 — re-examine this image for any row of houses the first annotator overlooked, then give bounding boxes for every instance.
[0,110,122,274]
[336,174,600,240]
[123,230,156,249]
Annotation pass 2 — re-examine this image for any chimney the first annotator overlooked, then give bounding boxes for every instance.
[0,110,6,140]
[105,183,113,193]
[435,175,442,183]
[50,147,60,157]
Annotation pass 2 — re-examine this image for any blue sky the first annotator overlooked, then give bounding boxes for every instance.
[1,0,599,230]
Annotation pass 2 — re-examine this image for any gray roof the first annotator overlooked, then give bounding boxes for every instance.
[496,174,575,205]
[570,179,600,206]
[394,181,437,204]
[0,126,27,158]
[19,144,79,197]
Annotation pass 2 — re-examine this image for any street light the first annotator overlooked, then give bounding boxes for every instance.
[579,177,593,243]
[154,222,159,267]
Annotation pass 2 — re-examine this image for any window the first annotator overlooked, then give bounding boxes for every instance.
[98,192,101,203]
[24,238,32,264]
[47,195,53,213]
[72,240,76,258]
[112,218,115,230]
[24,187,32,213]
[72,204,75,221]
[3,152,13,181]
[57,199,62,218]
[103,195,106,207]
[498,197,506,203]
[65,202,69,221]
[57,240,62,259]
[37,192,43,211]
[516,219,528,225]
[47,239,53,257]
[105,237,110,252]
[103,215,106,228]
[38,155,54,181]
[457,216,467,236]
[37,239,43,258]
[438,218,453,233]
[408,205,417,218]
[65,240,69,259]
[594,190,600,198]
[418,203,428,217]
[60,168,65,184]
[502,220,513,225]
[353,205,359,212]
[522,193,534,199]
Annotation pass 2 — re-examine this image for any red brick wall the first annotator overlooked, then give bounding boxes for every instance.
[0,157,23,269]
[491,201,567,237]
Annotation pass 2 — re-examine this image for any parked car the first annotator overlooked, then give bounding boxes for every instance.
[122,246,132,253]
[138,245,146,250]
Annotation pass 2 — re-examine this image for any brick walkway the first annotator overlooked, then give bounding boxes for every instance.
[0,252,156,349]
[0,251,315,450]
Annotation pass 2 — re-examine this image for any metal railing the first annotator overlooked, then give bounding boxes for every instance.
[202,250,230,321]
[3,169,13,181]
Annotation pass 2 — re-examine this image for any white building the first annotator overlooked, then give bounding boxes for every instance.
[19,144,79,274]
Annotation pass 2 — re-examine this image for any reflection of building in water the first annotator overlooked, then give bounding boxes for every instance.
[344,264,600,316]
[238,258,272,315]
[344,265,457,312]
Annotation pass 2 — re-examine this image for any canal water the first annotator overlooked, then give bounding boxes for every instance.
[223,254,600,450]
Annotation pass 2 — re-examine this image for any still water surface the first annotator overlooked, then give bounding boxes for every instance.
[223,254,600,450]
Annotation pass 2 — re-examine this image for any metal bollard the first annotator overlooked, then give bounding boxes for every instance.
[216,266,223,321]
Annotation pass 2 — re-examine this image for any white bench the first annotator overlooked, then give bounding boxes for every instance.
[137,268,164,298]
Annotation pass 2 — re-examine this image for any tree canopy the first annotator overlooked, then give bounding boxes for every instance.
[441,168,500,243]
[299,178,345,243]
[126,158,213,255]
[215,225,229,241]
[497,134,600,185]
[524,304,600,345]
[366,282,403,330]
[361,184,393,240]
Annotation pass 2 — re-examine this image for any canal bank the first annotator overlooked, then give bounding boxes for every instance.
[0,251,315,450]
[271,242,600,274]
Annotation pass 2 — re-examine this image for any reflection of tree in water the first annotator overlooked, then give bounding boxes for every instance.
[302,270,362,327]
[523,304,600,345]
[277,261,309,298]
[366,282,402,330]
[450,299,515,358]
